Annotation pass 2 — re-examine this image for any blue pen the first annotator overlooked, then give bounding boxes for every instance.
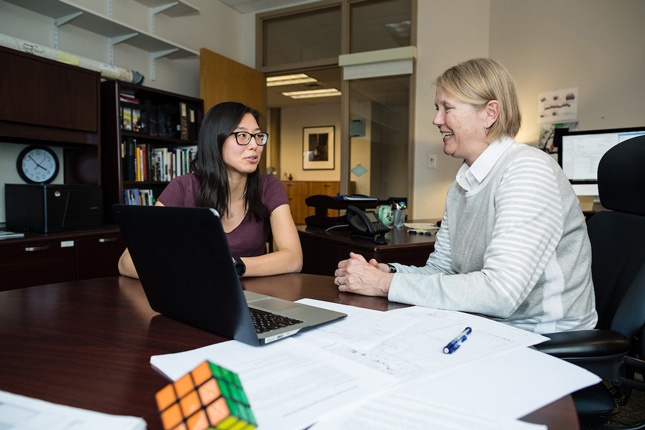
[443,327,472,354]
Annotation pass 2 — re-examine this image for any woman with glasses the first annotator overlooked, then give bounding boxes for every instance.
[118,101,302,279]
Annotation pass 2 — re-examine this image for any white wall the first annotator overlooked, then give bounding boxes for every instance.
[490,0,645,143]
[412,0,491,219]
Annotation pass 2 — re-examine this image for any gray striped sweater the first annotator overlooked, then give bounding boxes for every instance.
[389,140,597,333]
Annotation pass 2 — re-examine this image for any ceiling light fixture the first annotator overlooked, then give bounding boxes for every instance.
[282,88,341,99]
[266,73,318,87]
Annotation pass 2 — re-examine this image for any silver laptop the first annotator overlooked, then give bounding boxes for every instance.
[113,204,346,345]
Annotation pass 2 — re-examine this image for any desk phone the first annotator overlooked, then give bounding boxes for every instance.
[347,205,390,240]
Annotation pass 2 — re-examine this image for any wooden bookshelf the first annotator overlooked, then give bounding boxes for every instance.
[101,80,204,220]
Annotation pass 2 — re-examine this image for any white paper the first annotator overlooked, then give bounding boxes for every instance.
[297,302,547,380]
[403,222,440,230]
[295,298,417,351]
[151,305,597,430]
[310,391,546,430]
[150,338,397,430]
[0,390,145,430]
[397,346,600,419]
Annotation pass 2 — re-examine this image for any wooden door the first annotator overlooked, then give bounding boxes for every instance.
[200,48,265,172]
[199,48,264,117]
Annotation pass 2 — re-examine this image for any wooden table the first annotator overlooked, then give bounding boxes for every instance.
[0,275,578,429]
[298,225,436,276]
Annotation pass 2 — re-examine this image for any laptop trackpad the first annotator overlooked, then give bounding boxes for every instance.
[251,297,301,312]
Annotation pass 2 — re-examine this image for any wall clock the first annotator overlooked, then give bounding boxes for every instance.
[16,145,60,184]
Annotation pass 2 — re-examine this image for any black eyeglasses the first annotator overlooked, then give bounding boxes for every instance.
[230,132,268,146]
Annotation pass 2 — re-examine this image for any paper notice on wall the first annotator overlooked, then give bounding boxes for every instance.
[538,87,578,123]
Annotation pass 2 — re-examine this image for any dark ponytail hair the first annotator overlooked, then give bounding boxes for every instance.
[191,102,269,221]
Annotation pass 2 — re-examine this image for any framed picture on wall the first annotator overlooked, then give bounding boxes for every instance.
[303,126,335,170]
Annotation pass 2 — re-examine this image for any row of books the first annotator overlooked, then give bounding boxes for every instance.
[121,105,144,132]
[123,188,156,206]
[122,137,197,182]
[120,92,199,140]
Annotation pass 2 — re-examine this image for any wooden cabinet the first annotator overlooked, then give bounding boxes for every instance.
[0,227,125,291]
[0,46,122,290]
[101,81,204,221]
[0,46,101,188]
[76,232,127,280]
[0,239,77,290]
[0,46,100,146]
[282,181,310,224]
[281,181,345,224]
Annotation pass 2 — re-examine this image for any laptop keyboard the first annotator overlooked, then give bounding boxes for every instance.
[250,308,303,334]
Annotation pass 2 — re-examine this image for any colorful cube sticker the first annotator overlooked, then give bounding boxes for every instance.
[156,361,257,430]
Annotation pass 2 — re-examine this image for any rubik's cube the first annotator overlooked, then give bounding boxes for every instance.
[155,361,257,430]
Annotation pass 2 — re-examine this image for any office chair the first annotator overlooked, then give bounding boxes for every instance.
[536,135,645,430]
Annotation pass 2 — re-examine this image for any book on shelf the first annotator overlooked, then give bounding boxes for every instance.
[135,143,148,182]
[176,145,197,177]
[123,188,156,206]
[140,189,155,206]
[132,108,142,132]
[124,188,139,205]
[180,102,189,140]
[119,92,140,104]
[151,147,168,182]
[125,142,197,184]
[188,105,198,141]
[122,106,132,131]
[123,137,137,181]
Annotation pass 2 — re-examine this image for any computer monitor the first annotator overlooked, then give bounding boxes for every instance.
[555,126,645,196]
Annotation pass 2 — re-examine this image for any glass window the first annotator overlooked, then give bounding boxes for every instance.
[349,75,410,199]
[262,6,342,68]
[350,0,411,53]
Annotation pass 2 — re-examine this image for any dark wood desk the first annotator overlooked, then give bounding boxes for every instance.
[298,225,436,276]
[0,275,578,430]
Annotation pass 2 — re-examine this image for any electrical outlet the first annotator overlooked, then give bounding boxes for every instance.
[427,154,437,168]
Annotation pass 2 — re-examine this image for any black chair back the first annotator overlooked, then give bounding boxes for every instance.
[587,135,645,338]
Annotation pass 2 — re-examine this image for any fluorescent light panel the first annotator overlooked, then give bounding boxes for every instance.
[282,88,341,99]
[266,73,317,87]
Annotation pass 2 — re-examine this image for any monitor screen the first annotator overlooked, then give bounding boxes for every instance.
[555,126,645,195]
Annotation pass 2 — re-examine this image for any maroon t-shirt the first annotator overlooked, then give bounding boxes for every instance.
[158,173,288,257]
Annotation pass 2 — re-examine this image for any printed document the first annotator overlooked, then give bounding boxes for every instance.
[310,391,546,430]
[296,300,547,380]
[0,390,145,430]
[151,338,397,430]
[151,302,599,430]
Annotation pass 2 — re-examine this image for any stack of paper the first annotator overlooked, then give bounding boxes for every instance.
[150,302,600,430]
[0,390,146,430]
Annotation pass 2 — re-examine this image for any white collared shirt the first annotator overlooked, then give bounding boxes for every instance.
[455,137,515,192]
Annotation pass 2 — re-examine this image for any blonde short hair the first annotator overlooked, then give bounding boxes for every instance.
[436,58,521,142]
